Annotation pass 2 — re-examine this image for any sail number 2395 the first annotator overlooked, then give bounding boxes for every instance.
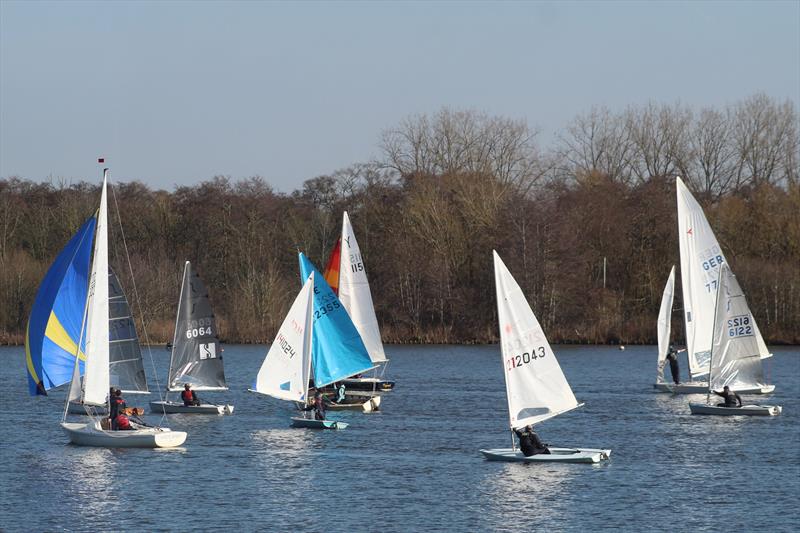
[507,347,546,371]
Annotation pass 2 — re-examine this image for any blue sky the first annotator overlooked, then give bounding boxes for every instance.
[1,0,798,192]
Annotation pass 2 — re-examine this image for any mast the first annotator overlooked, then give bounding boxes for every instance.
[705,267,724,405]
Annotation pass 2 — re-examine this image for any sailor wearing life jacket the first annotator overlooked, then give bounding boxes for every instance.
[109,388,127,430]
[182,384,200,406]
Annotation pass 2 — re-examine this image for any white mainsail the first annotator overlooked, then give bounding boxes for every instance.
[493,251,579,429]
[676,176,728,379]
[656,266,676,382]
[708,264,768,392]
[81,172,110,406]
[254,273,314,402]
[337,211,387,364]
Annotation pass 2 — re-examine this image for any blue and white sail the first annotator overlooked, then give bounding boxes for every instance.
[298,253,374,388]
[25,216,96,395]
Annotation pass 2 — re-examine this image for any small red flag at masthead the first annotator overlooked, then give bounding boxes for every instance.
[98,157,105,163]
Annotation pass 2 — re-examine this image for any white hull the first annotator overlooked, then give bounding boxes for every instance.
[149,401,234,415]
[480,447,612,464]
[290,417,348,430]
[654,382,775,395]
[326,395,381,413]
[689,403,782,416]
[61,421,187,448]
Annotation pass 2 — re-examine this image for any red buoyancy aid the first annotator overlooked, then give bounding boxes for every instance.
[116,414,131,430]
[181,390,194,402]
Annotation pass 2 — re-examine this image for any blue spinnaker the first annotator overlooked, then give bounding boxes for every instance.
[25,215,96,395]
[298,253,373,388]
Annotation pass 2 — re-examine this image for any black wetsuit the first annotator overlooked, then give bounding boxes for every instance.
[666,348,680,384]
[713,389,742,407]
[303,397,326,420]
[109,396,127,430]
[514,428,550,457]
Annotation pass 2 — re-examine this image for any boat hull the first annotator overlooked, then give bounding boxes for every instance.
[149,401,234,415]
[654,382,775,395]
[290,417,348,430]
[689,403,782,416]
[61,421,187,448]
[325,395,380,412]
[480,447,612,464]
[341,377,395,391]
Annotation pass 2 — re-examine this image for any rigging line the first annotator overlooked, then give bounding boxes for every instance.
[109,181,168,425]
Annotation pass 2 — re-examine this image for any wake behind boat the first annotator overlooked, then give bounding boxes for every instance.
[479,251,610,464]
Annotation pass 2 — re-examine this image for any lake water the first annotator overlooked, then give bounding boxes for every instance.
[1,344,798,532]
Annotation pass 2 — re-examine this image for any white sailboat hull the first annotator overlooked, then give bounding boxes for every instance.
[290,417,348,430]
[149,401,233,415]
[480,447,611,464]
[653,382,775,395]
[689,403,782,416]
[325,395,380,412]
[61,421,187,448]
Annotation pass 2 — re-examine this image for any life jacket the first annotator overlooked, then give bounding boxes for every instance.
[181,390,194,402]
[116,414,131,430]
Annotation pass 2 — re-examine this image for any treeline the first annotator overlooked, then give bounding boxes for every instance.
[1,94,798,345]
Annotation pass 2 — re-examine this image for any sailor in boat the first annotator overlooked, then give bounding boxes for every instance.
[514,425,551,456]
[109,389,127,430]
[181,384,201,406]
[303,391,326,420]
[115,412,134,430]
[335,382,346,403]
[712,386,742,408]
[665,344,685,385]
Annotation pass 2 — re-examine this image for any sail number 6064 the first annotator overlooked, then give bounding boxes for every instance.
[507,347,546,371]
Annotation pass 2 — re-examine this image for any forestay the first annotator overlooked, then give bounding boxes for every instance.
[80,172,110,406]
[676,177,728,379]
[708,264,768,392]
[337,212,387,364]
[656,266,676,382]
[253,274,314,402]
[166,261,227,391]
[108,268,148,393]
[298,253,374,388]
[493,251,579,429]
[25,215,96,395]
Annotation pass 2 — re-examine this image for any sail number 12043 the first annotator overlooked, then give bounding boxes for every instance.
[507,347,546,371]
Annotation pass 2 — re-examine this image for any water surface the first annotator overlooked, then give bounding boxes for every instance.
[1,344,798,531]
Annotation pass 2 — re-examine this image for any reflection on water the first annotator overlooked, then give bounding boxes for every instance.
[479,458,582,531]
[64,447,117,522]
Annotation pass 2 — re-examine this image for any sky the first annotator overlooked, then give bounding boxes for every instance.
[1,0,798,192]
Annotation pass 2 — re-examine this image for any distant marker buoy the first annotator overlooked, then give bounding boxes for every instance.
[619,345,626,351]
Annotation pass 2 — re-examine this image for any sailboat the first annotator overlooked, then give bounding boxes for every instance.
[300,252,381,412]
[60,168,187,448]
[480,252,610,463]
[149,261,234,415]
[654,177,774,394]
[321,212,394,392]
[653,266,680,390]
[689,264,782,416]
[67,267,151,414]
[250,273,346,429]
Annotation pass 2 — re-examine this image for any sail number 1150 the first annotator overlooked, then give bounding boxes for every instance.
[507,347,546,371]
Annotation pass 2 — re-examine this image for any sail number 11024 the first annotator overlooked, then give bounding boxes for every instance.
[507,347,546,371]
